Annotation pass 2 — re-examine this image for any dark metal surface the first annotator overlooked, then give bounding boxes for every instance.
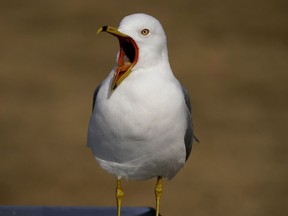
[0,206,157,216]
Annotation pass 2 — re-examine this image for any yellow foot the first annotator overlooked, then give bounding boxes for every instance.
[116,179,124,216]
[155,176,163,216]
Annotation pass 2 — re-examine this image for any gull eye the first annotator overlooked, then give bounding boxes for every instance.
[141,29,150,36]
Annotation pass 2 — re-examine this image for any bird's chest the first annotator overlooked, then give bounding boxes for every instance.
[95,76,185,141]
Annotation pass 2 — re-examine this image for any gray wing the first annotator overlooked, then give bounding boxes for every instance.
[92,81,103,111]
[87,82,103,148]
[181,85,193,161]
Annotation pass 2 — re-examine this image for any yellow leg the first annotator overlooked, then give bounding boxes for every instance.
[116,179,124,216]
[155,176,163,216]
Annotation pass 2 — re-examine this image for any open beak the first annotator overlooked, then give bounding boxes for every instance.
[97,26,139,92]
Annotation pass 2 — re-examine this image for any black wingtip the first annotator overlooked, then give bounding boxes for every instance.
[193,135,200,143]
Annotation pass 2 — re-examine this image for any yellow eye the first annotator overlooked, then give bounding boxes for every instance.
[141,29,150,36]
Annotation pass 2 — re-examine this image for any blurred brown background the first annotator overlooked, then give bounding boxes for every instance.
[1,0,288,215]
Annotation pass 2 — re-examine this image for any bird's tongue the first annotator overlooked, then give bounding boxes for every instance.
[111,50,132,90]
[113,65,130,84]
[117,51,131,76]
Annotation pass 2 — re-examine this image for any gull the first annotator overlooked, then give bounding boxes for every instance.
[88,13,196,216]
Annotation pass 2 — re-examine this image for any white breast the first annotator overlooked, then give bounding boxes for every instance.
[88,65,187,180]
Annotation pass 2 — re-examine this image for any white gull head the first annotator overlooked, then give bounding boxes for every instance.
[117,13,169,69]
